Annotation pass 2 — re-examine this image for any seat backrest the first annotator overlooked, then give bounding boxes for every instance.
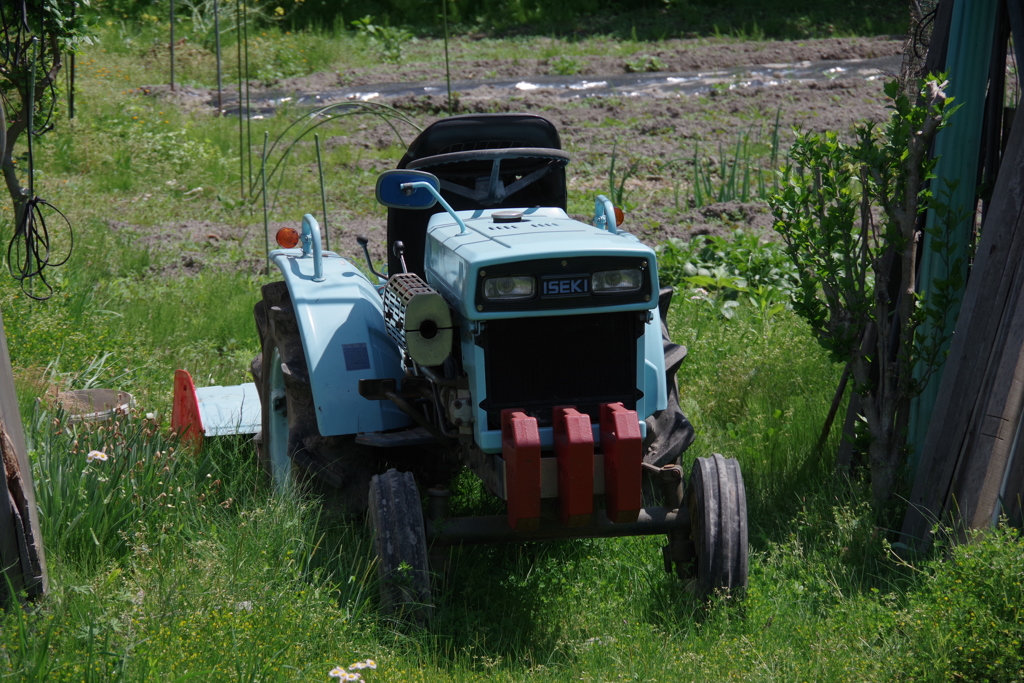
[387,114,568,278]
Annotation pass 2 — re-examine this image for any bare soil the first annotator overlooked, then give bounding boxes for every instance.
[135,36,905,273]
[279,35,903,89]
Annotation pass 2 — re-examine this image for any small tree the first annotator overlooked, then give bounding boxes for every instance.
[769,77,961,509]
[1,0,88,228]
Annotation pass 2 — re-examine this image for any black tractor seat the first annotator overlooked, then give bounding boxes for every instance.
[387,114,569,278]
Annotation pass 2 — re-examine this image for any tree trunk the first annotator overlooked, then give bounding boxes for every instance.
[1,32,63,228]
[0,94,30,229]
[869,438,898,511]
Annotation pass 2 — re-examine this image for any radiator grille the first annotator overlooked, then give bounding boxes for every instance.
[480,312,641,429]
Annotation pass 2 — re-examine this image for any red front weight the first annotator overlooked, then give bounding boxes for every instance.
[501,409,541,531]
[600,402,642,523]
[553,406,594,527]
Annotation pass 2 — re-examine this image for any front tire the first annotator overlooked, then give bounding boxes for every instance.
[686,454,748,597]
[368,469,433,624]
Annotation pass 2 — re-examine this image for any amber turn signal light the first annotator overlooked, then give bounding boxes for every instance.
[276,227,300,248]
[613,206,625,226]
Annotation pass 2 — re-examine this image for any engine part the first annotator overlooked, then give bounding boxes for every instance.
[383,272,453,367]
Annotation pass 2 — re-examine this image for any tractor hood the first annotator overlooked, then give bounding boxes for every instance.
[423,207,659,321]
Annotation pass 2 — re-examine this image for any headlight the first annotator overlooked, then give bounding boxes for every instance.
[483,275,536,300]
[592,268,643,293]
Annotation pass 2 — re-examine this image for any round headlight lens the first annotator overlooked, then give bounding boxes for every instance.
[592,268,643,293]
[483,275,536,300]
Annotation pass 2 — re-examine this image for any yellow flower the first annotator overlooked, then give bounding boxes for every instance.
[274,6,284,15]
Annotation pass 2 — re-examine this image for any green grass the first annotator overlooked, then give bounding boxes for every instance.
[7,297,1022,681]
[1,17,1021,683]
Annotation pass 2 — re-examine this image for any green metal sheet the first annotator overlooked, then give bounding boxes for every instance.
[908,0,1000,473]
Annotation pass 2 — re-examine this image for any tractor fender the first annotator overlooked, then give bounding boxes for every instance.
[271,249,410,436]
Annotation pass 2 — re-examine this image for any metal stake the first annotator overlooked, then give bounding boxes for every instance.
[442,0,452,116]
[26,39,38,295]
[169,0,175,91]
[315,133,329,251]
[213,0,222,114]
[68,52,75,119]
[262,132,270,274]
[68,1,77,118]
[236,0,244,198]
[243,2,253,192]
[26,39,37,202]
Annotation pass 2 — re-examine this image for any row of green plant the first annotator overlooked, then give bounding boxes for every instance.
[688,106,782,208]
[605,109,783,215]
[90,0,909,39]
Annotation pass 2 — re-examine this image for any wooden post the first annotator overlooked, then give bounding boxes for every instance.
[955,300,1024,529]
[901,91,1024,548]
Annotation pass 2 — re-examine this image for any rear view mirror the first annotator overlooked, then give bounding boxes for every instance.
[376,170,440,209]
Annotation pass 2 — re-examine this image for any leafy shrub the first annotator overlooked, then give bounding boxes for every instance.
[899,525,1024,682]
[768,77,958,508]
[624,54,666,73]
[350,15,412,64]
[657,229,799,295]
[657,230,798,328]
[249,37,316,82]
[549,55,585,75]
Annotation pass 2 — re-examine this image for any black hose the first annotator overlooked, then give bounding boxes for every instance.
[8,195,73,301]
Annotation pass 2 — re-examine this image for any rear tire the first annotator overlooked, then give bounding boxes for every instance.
[251,282,373,510]
[368,469,432,624]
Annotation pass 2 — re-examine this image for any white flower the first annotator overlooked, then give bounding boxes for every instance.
[86,450,109,463]
[329,668,362,681]
[349,659,376,671]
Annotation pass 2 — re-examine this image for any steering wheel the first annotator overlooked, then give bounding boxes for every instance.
[405,147,569,206]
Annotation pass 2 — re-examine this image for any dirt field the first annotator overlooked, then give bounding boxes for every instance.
[144,36,906,270]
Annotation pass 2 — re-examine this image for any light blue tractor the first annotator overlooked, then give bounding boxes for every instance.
[179,114,748,621]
